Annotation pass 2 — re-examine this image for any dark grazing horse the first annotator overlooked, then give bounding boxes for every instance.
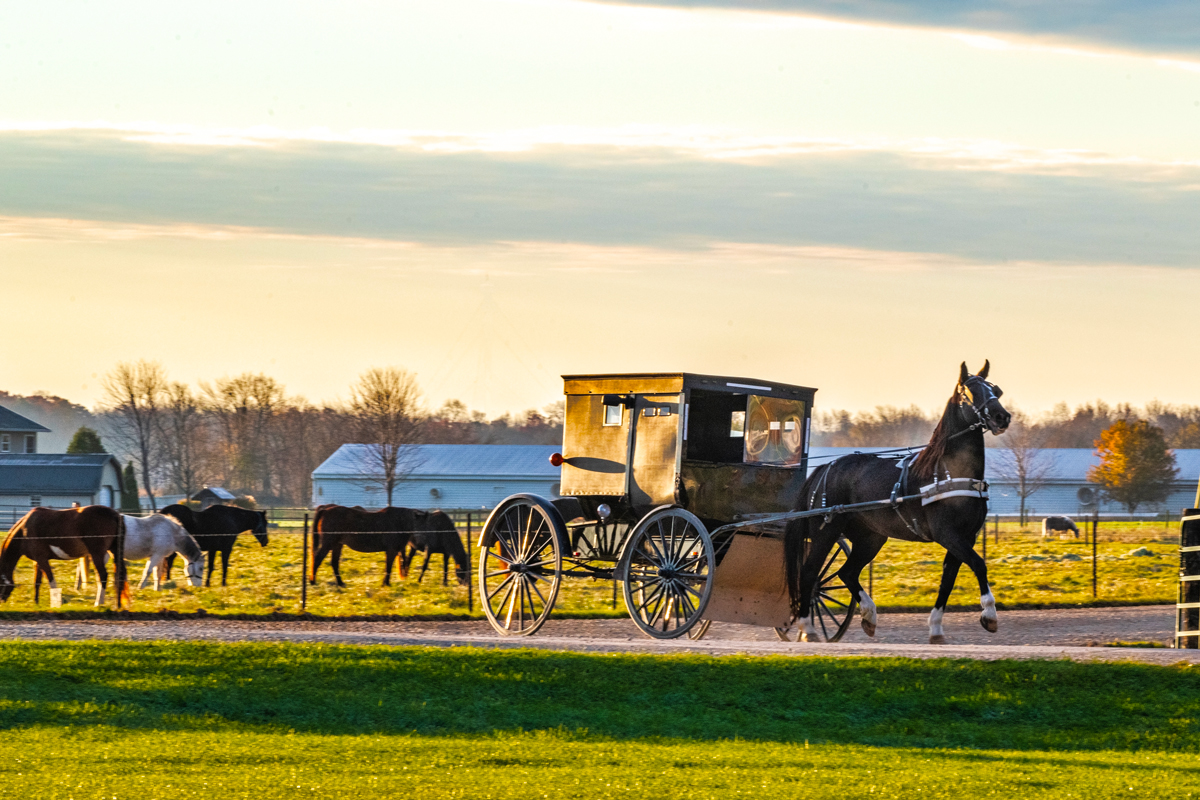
[160,504,269,587]
[0,506,126,607]
[310,505,415,587]
[785,362,1011,644]
[404,510,469,586]
[1043,516,1080,538]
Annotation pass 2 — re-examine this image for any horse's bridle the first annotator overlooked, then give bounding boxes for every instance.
[958,374,1004,435]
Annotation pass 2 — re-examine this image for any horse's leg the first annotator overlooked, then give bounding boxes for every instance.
[331,543,346,588]
[35,560,61,608]
[936,534,997,636]
[138,559,154,590]
[382,545,396,587]
[163,553,176,581]
[205,550,217,587]
[310,537,331,585]
[928,552,962,644]
[442,550,449,587]
[796,525,842,642]
[92,552,109,607]
[417,550,433,585]
[34,565,42,605]
[220,546,231,587]
[836,530,887,637]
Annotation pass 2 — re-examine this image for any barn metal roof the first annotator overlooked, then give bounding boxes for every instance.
[809,447,1200,484]
[0,454,123,494]
[0,406,51,433]
[314,444,562,479]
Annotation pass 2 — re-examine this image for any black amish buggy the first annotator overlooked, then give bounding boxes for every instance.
[477,366,1010,644]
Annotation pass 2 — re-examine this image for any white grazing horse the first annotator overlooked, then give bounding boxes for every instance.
[78,514,205,591]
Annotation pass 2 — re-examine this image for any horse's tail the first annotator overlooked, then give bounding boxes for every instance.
[785,463,828,617]
[309,506,324,583]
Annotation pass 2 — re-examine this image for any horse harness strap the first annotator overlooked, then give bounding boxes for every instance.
[889,453,928,540]
[918,476,989,506]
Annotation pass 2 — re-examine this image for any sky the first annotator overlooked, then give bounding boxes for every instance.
[1,1,1198,417]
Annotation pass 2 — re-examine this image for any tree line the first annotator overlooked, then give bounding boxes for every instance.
[57,361,563,509]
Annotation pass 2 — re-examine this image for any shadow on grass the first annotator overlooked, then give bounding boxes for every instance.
[1,641,1198,754]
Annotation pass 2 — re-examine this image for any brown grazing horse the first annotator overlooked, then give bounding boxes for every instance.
[0,506,127,607]
[310,505,415,587]
[404,510,469,586]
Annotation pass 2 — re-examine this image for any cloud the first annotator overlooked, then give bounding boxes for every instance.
[589,0,1200,61]
[0,128,1197,268]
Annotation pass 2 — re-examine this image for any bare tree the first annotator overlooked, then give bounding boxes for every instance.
[992,411,1056,525]
[100,360,167,511]
[157,381,210,499]
[349,367,424,506]
[202,373,286,497]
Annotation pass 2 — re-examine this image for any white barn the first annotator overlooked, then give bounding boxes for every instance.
[809,447,1200,517]
[312,444,562,510]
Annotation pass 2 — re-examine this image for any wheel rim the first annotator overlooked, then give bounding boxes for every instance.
[775,537,858,642]
[687,619,712,640]
[479,499,562,636]
[621,508,714,639]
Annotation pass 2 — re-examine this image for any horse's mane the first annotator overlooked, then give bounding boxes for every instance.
[909,390,959,482]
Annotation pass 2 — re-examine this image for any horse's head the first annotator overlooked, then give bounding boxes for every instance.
[958,361,1011,435]
[0,576,14,602]
[183,558,205,587]
[252,511,269,546]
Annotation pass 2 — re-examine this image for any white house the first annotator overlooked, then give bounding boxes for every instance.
[312,444,562,510]
[809,447,1200,517]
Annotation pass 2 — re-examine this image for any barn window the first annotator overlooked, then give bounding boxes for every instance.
[30,495,40,507]
[0,434,8,453]
[23,435,35,454]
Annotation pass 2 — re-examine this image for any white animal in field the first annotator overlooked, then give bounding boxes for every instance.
[76,514,205,591]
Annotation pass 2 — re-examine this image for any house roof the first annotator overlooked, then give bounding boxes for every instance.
[314,444,562,479]
[0,406,51,433]
[193,487,236,500]
[809,447,1200,484]
[0,454,123,494]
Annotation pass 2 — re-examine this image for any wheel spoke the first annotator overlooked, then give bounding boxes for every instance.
[499,580,518,627]
[816,603,831,639]
[818,591,850,609]
[487,573,516,601]
[528,576,549,607]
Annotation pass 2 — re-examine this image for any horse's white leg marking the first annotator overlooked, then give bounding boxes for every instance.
[980,589,998,633]
[49,545,70,559]
[928,607,946,644]
[797,613,819,643]
[859,590,878,637]
[94,584,106,607]
[75,559,88,591]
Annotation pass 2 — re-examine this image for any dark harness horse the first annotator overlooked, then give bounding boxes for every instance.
[785,362,1011,644]
[404,510,469,586]
[160,504,269,587]
[310,505,415,587]
[0,506,127,607]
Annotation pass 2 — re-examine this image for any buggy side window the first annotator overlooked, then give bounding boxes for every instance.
[603,404,623,426]
[744,395,807,465]
[685,389,747,463]
[729,411,745,438]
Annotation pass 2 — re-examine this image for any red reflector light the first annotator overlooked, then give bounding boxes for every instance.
[549,452,564,467]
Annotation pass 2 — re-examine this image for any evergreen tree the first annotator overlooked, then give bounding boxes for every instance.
[120,461,141,512]
[1087,419,1178,513]
[66,426,106,454]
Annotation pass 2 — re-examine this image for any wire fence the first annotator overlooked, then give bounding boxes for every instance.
[0,506,1186,615]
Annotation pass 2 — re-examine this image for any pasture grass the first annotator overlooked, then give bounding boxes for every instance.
[1,641,1199,798]
[0,519,1181,618]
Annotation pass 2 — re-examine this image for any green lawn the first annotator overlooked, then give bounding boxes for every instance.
[0,519,1183,617]
[0,641,1199,798]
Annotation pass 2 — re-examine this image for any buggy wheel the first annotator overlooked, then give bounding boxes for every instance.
[774,537,858,642]
[687,619,712,640]
[478,496,564,636]
[619,507,715,639]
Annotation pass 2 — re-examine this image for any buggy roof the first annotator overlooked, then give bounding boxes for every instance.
[562,372,817,399]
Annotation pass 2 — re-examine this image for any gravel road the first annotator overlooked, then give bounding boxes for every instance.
[0,605,1195,665]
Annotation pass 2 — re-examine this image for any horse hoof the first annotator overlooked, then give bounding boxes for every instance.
[981,616,998,633]
[929,635,947,645]
[799,632,815,643]
[861,619,876,637]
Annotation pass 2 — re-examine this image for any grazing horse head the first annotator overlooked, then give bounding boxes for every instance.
[957,360,1011,436]
[251,511,269,547]
[0,515,28,602]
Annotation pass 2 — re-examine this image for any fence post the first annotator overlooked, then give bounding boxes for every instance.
[301,513,308,612]
[994,514,999,544]
[1092,512,1099,598]
[466,512,473,613]
[115,516,125,611]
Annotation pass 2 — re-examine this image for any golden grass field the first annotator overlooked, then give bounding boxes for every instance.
[0,516,1182,617]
